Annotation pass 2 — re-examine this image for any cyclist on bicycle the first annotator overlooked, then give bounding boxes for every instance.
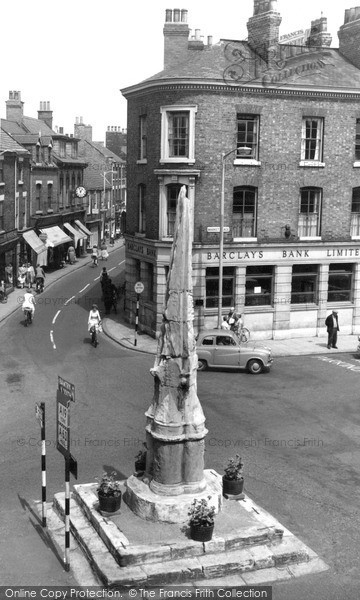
[22,290,36,323]
[88,304,102,347]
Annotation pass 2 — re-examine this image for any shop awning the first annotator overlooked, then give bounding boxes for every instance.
[75,219,92,236]
[39,226,72,248]
[22,230,47,254]
[64,222,87,245]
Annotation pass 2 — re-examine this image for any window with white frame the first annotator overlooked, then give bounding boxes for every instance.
[351,187,360,236]
[291,264,319,304]
[236,114,259,159]
[328,263,354,302]
[356,120,360,161]
[138,184,146,234]
[0,200,3,230]
[205,267,235,309]
[165,183,186,237]
[36,184,41,212]
[301,118,324,161]
[232,186,257,238]
[160,105,197,163]
[139,115,147,161]
[298,187,321,237]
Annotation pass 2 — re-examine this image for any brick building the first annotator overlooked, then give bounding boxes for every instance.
[74,118,125,245]
[121,1,360,340]
[1,92,88,271]
[0,127,30,290]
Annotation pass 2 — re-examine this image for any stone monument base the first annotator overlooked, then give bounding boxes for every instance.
[123,469,223,523]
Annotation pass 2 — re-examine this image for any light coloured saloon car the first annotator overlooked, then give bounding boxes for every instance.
[196,329,273,374]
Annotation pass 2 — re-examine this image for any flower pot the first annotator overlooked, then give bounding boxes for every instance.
[190,523,214,542]
[98,492,122,513]
[222,475,244,496]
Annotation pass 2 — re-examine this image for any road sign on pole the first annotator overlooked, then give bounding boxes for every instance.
[58,376,75,402]
[56,391,70,457]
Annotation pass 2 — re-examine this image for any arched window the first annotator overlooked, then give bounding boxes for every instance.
[232,186,257,238]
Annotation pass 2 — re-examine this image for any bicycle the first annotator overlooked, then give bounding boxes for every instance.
[24,308,33,327]
[90,324,99,347]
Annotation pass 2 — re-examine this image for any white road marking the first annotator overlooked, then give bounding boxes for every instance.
[50,330,56,350]
[94,276,100,281]
[118,260,125,266]
[64,296,75,306]
[108,267,116,273]
[79,284,90,293]
[52,310,61,324]
[318,356,360,372]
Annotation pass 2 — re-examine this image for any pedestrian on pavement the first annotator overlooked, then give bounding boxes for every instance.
[325,310,340,349]
[100,267,108,285]
[26,263,35,288]
[221,316,230,330]
[17,264,27,288]
[35,264,45,292]
[100,243,109,261]
[227,307,240,331]
[103,278,114,314]
[67,246,76,264]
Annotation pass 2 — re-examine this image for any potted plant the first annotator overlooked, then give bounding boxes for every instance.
[135,442,147,472]
[223,454,244,496]
[188,497,216,542]
[96,471,122,513]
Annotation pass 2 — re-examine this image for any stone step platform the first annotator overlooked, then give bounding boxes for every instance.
[52,480,328,590]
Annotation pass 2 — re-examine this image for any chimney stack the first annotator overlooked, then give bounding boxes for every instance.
[163,7,190,70]
[338,6,360,69]
[247,0,282,62]
[306,16,332,47]
[6,91,24,122]
[74,119,93,141]
[38,101,53,129]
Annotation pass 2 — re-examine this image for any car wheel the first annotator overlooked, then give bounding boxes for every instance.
[197,359,207,371]
[247,359,263,375]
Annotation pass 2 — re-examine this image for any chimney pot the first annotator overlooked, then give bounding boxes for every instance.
[195,28,200,40]
[207,35,213,46]
[173,8,180,22]
[181,9,188,22]
[165,8,172,22]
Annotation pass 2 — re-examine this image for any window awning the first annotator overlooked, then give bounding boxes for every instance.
[22,230,47,254]
[75,219,92,236]
[39,226,72,248]
[64,222,87,245]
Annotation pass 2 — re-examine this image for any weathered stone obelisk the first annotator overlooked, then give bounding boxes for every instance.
[124,186,222,522]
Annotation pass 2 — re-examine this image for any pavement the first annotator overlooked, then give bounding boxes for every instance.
[1,240,359,358]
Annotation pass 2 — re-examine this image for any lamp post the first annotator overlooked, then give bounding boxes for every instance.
[103,168,115,239]
[217,146,240,328]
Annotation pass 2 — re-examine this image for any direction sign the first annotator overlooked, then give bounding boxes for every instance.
[207,226,230,233]
[58,376,75,402]
[57,391,70,457]
[134,281,144,294]
[35,403,44,428]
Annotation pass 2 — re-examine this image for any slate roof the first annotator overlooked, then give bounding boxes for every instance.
[0,126,29,153]
[123,41,360,95]
[86,140,124,164]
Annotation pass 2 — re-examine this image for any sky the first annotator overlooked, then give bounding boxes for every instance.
[1,0,353,141]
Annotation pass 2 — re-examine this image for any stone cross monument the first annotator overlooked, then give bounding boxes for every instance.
[124,186,222,522]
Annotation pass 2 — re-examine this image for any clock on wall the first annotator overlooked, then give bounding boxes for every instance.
[75,186,87,198]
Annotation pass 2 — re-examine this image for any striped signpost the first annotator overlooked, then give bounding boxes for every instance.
[35,402,46,528]
[56,376,76,573]
[134,281,144,347]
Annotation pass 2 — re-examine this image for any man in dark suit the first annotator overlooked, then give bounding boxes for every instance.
[325,311,340,349]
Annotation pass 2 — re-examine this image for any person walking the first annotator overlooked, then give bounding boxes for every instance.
[325,310,340,349]
[26,263,35,289]
[102,278,114,315]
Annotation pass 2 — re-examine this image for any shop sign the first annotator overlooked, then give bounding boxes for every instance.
[205,246,360,263]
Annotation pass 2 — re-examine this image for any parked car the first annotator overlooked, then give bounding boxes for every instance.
[196,329,273,374]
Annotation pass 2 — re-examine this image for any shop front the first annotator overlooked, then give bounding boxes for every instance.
[63,222,87,257]
[21,229,47,267]
[125,237,360,340]
[39,226,72,269]
[0,236,18,294]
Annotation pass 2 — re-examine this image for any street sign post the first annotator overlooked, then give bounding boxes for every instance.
[35,402,46,527]
[56,376,76,572]
[134,282,144,347]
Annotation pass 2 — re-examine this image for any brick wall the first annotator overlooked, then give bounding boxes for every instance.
[126,87,360,244]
